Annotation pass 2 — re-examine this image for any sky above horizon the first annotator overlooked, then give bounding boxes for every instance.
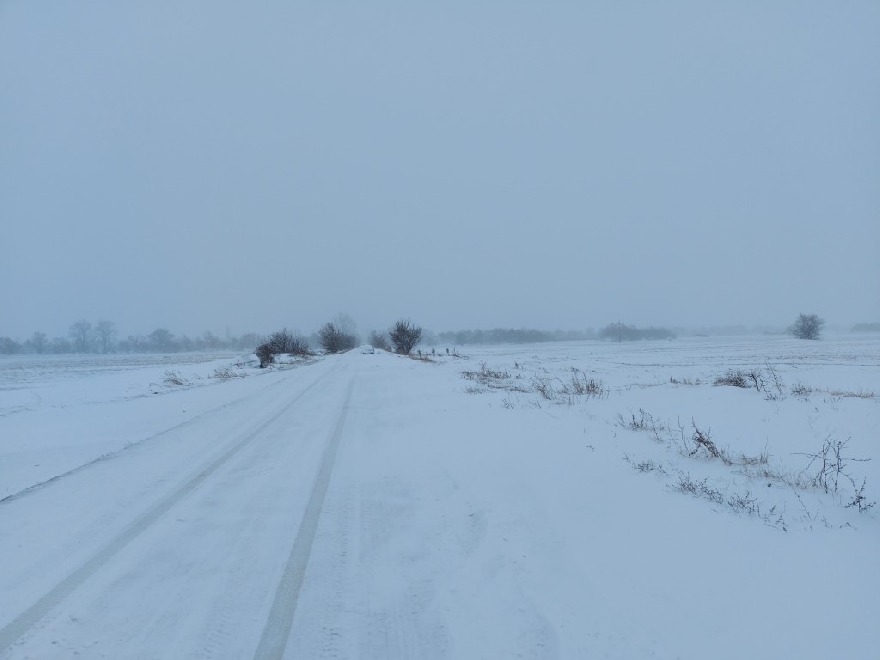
[2,1,878,340]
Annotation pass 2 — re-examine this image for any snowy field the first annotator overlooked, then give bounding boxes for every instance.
[0,336,877,659]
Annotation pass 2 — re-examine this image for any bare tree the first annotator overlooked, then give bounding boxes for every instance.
[315,315,358,354]
[69,320,93,353]
[29,331,48,354]
[368,330,391,352]
[389,320,422,354]
[203,330,221,349]
[333,313,359,344]
[318,323,345,353]
[51,337,72,354]
[789,313,825,340]
[149,328,175,352]
[95,320,117,353]
[0,337,20,354]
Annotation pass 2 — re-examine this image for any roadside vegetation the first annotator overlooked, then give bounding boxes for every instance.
[459,350,875,530]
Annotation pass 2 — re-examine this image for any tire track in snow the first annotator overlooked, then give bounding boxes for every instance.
[0,369,307,505]
[0,370,332,654]
[254,378,355,660]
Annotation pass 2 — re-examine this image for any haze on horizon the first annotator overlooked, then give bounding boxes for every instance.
[2,1,878,342]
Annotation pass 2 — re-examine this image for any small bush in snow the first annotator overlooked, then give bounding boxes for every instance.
[623,454,667,474]
[255,343,274,368]
[615,409,667,442]
[846,479,876,513]
[567,369,606,397]
[268,328,311,356]
[795,436,874,511]
[763,364,786,400]
[687,422,731,465]
[790,382,812,397]
[726,491,760,516]
[213,367,246,380]
[164,370,188,386]
[827,388,875,399]
[462,362,527,392]
[714,370,749,388]
[531,369,608,404]
[712,367,783,398]
[670,473,724,504]
[389,320,422,355]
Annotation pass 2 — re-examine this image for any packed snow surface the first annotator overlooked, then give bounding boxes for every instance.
[0,337,877,659]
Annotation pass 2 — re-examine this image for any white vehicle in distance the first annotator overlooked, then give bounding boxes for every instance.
[360,344,375,354]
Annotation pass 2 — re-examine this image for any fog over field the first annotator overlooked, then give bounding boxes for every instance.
[1,2,878,339]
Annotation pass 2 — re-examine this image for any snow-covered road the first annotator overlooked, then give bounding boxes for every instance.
[1,340,877,659]
[1,358,359,658]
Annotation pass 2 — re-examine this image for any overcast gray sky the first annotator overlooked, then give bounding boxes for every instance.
[2,1,878,339]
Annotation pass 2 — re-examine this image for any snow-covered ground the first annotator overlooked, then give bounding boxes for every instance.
[0,336,877,658]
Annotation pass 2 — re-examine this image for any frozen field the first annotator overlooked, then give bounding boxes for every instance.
[0,336,877,659]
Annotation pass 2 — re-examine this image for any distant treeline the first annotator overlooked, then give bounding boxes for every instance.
[428,324,676,346]
[598,323,676,342]
[851,323,880,333]
[116,331,262,354]
[432,328,596,346]
[0,320,261,355]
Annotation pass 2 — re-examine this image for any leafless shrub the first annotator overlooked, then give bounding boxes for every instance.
[255,343,274,368]
[790,382,813,397]
[669,376,700,385]
[726,491,760,516]
[530,369,608,404]
[795,435,872,502]
[735,445,771,466]
[744,369,765,391]
[665,472,789,527]
[827,388,875,399]
[462,362,509,382]
[619,414,773,473]
[267,329,311,356]
[461,362,529,393]
[213,367,246,380]
[687,422,732,465]
[615,409,668,443]
[531,375,556,400]
[846,478,876,513]
[567,368,607,397]
[623,454,667,474]
[713,366,786,400]
[164,370,188,386]
[763,364,786,400]
[670,473,724,504]
[389,319,422,355]
[714,369,750,388]
[616,408,655,432]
